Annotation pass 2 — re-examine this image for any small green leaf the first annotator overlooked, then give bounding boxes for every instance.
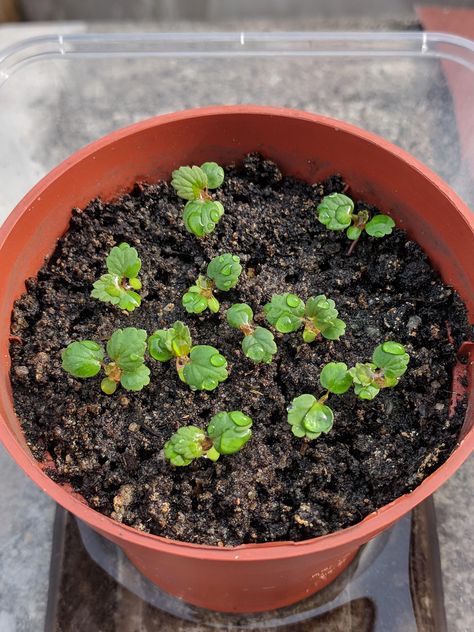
[164,426,207,466]
[347,225,362,240]
[319,362,353,394]
[148,322,192,361]
[148,330,173,362]
[182,287,209,314]
[182,345,228,391]
[302,329,316,343]
[304,295,345,341]
[106,328,147,371]
[183,200,224,237]
[384,375,399,387]
[169,322,192,357]
[242,327,277,364]
[287,394,334,440]
[200,162,224,189]
[372,342,409,378]
[101,377,117,395]
[207,295,220,313]
[171,165,208,201]
[207,411,253,454]
[120,364,151,391]
[91,274,141,312]
[226,303,253,329]
[62,340,104,378]
[182,275,219,314]
[129,277,142,290]
[319,318,346,341]
[354,383,380,400]
[206,446,220,462]
[317,193,354,231]
[264,293,305,333]
[207,253,242,291]
[106,242,141,278]
[305,295,338,325]
[349,363,381,400]
[382,341,406,355]
[349,362,377,386]
[305,295,335,322]
[365,214,395,238]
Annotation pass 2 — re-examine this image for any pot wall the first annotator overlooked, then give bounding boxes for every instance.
[0,106,473,612]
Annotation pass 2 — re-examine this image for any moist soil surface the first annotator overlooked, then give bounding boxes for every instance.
[10,154,470,546]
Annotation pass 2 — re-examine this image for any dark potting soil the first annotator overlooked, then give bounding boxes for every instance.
[9,154,470,546]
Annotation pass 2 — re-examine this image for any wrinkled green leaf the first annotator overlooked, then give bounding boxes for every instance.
[349,362,377,386]
[365,214,395,238]
[182,286,209,314]
[207,411,253,454]
[91,274,142,311]
[226,303,253,329]
[120,364,151,391]
[264,293,305,333]
[62,340,104,378]
[183,200,224,237]
[182,345,228,391]
[287,394,334,440]
[148,322,192,362]
[242,327,277,364]
[305,295,338,325]
[207,253,242,291]
[372,341,409,378]
[164,426,207,466]
[106,327,147,371]
[182,275,218,314]
[349,362,381,400]
[304,295,345,342]
[320,362,353,394]
[317,193,354,231]
[319,318,346,341]
[148,330,173,362]
[106,242,141,278]
[353,383,380,400]
[171,165,208,201]
[200,162,224,189]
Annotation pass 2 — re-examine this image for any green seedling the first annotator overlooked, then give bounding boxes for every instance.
[164,411,253,466]
[171,162,225,237]
[62,327,150,394]
[91,242,142,311]
[182,253,242,314]
[148,321,228,391]
[264,293,345,342]
[316,193,395,254]
[349,341,410,400]
[226,303,277,364]
[287,362,351,439]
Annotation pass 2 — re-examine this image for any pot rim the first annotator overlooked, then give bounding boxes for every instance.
[1,104,473,562]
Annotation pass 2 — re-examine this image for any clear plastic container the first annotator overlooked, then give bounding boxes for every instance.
[1,30,474,223]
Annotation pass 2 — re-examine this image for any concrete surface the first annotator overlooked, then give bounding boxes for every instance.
[0,19,473,632]
[16,0,474,22]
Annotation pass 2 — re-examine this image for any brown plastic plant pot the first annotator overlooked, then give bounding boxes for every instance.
[1,106,473,614]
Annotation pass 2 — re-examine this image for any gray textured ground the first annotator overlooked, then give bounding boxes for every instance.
[0,20,473,632]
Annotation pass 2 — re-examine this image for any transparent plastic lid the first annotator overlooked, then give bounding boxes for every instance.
[0,30,474,223]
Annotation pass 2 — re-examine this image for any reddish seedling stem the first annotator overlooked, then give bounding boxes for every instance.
[346,236,360,256]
